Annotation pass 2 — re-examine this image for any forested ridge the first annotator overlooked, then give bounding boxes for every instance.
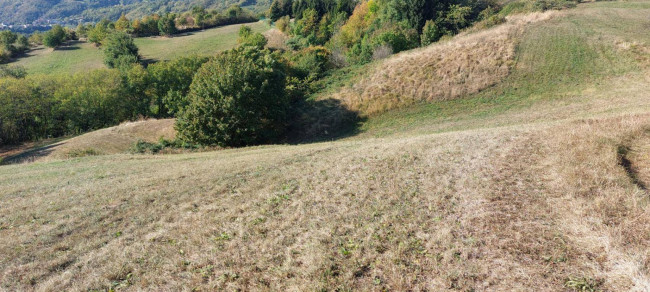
[0,0,270,25]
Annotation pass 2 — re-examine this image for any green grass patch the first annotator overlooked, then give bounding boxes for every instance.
[13,21,270,76]
[360,7,642,137]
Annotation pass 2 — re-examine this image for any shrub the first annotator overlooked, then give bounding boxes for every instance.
[88,21,110,45]
[103,32,139,69]
[176,47,289,147]
[158,14,178,36]
[0,31,17,54]
[43,25,67,49]
[372,25,418,54]
[147,55,209,116]
[29,32,43,46]
[0,65,27,79]
[0,48,11,63]
[421,20,444,46]
[15,35,30,52]
[276,16,291,33]
[290,46,331,78]
[238,25,268,48]
[130,138,198,154]
[372,44,392,60]
[239,32,268,48]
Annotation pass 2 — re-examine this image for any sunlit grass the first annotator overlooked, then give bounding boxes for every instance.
[13,21,270,75]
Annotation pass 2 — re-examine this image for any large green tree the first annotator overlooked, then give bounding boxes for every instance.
[43,25,67,49]
[0,31,17,53]
[103,31,140,69]
[176,47,290,147]
[158,13,178,36]
[147,55,209,116]
[269,0,293,21]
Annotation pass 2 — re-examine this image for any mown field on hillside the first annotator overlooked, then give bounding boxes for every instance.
[10,21,270,75]
[1,1,650,291]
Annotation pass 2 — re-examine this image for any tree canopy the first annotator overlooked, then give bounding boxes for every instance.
[103,31,140,69]
[176,47,290,147]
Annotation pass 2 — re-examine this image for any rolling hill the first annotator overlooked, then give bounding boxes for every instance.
[1,1,650,291]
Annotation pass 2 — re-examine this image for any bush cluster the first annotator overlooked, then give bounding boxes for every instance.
[176,47,290,147]
[0,31,30,63]
[0,54,209,146]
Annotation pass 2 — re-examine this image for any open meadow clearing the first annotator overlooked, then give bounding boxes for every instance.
[1,1,650,291]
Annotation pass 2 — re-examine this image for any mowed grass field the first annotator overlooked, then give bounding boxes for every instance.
[11,21,270,75]
[2,1,650,291]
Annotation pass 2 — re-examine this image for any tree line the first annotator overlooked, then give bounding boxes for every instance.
[0,4,259,64]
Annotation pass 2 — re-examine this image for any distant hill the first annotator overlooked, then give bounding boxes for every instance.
[0,0,270,26]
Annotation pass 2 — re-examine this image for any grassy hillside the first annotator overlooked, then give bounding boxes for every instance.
[2,1,650,291]
[12,21,270,75]
[0,119,176,164]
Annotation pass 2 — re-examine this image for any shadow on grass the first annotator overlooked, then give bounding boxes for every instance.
[286,98,365,144]
[140,58,159,67]
[171,32,196,38]
[55,46,81,51]
[0,142,64,165]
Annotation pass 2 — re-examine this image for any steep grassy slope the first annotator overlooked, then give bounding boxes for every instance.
[12,21,270,75]
[1,2,650,291]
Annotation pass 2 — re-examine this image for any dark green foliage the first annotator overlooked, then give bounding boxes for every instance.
[15,35,29,51]
[131,137,198,154]
[0,69,140,145]
[176,47,290,147]
[28,32,44,45]
[269,0,293,21]
[158,13,178,36]
[0,65,27,79]
[147,55,209,116]
[238,25,268,48]
[0,0,270,27]
[0,30,30,63]
[103,31,139,69]
[421,19,443,46]
[372,24,418,54]
[88,20,111,45]
[43,25,67,49]
[0,31,17,53]
[276,15,291,33]
[292,0,356,21]
[289,46,331,79]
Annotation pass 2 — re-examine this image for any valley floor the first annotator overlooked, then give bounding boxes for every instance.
[1,1,650,291]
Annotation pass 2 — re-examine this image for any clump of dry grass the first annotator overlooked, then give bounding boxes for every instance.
[331,12,557,116]
[264,28,289,50]
[2,112,650,291]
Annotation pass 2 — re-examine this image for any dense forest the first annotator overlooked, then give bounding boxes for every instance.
[0,0,270,26]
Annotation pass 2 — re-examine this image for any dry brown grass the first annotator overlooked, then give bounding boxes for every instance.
[1,119,176,164]
[2,3,650,291]
[51,118,176,158]
[331,12,557,116]
[264,28,289,50]
[2,113,650,291]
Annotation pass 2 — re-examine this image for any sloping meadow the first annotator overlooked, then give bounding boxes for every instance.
[330,12,557,116]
